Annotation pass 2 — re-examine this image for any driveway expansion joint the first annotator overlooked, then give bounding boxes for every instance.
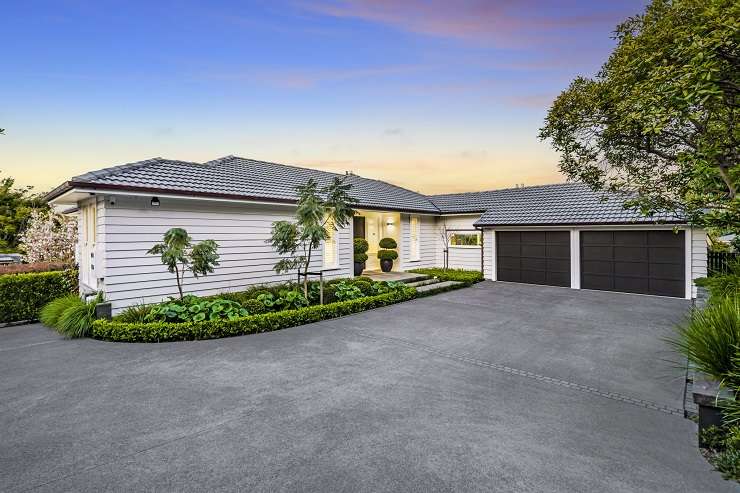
[347,329,684,417]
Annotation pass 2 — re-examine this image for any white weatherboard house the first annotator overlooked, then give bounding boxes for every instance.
[47,155,707,312]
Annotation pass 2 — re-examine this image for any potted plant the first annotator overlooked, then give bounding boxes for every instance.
[354,238,369,276]
[377,237,398,272]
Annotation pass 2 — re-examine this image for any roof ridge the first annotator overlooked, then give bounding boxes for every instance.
[428,182,581,198]
[217,155,348,178]
[73,157,165,181]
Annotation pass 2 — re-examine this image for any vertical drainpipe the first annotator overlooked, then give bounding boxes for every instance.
[476,226,484,277]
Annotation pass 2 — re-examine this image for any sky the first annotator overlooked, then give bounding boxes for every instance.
[0,0,648,195]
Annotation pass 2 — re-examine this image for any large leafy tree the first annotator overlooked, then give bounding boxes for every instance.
[540,0,739,232]
[268,177,357,297]
[0,175,47,252]
[147,228,220,300]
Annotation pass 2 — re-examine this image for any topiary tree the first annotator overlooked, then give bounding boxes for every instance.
[147,228,219,300]
[353,237,369,275]
[268,177,358,297]
[377,237,398,272]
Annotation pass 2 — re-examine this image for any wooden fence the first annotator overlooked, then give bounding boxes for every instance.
[708,251,738,276]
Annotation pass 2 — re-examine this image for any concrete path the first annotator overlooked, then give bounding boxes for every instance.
[1,282,734,492]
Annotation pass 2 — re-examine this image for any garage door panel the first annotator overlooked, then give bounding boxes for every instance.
[615,276,650,294]
[582,245,613,260]
[581,231,612,245]
[649,262,684,280]
[582,274,613,290]
[614,246,649,262]
[497,256,520,270]
[614,261,649,277]
[613,231,647,246]
[546,244,570,258]
[521,231,546,243]
[582,260,612,275]
[580,230,685,298]
[521,244,546,257]
[650,279,684,297]
[496,230,571,288]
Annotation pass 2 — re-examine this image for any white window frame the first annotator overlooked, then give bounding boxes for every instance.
[448,231,481,249]
[410,215,421,261]
[323,218,339,269]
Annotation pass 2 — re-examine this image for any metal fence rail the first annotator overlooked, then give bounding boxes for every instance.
[708,251,738,276]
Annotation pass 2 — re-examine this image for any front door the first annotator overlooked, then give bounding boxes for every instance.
[353,216,365,239]
[80,201,97,289]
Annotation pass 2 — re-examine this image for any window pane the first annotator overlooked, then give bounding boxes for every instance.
[450,233,480,246]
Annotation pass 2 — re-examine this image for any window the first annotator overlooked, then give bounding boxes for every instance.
[323,218,338,268]
[410,216,420,261]
[449,232,481,248]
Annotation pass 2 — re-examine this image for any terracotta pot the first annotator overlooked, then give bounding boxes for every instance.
[380,259,393,272]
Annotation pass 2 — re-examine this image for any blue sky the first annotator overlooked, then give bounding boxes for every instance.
[0,0,647,193]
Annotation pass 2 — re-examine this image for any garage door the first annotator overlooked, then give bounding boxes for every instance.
[496,231,571,287]
[580,230,685,297]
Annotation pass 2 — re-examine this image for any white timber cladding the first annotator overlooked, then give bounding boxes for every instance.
[96,195,351,312]
[436,215,483,271]
[691,228,708,298]
[480,224,708,299]
[323,217,338,269]
[398,214,437,270]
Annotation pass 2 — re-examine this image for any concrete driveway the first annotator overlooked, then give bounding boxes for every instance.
[1,282,734,492]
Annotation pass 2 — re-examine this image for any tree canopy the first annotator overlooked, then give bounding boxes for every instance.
[0,175,47,252]
[540,0,739,233]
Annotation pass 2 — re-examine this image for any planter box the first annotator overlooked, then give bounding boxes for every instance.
[692,375,735,447]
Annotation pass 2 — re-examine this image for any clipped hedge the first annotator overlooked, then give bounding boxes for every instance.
[93,287,416,343]
[407,267,484,286]
[0,269,78,323]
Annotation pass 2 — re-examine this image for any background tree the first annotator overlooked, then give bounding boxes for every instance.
[268,177,357,297]
[540,0,739,234]
[0,174,47,252]
[19,209,77,263]
[147,228,219,300]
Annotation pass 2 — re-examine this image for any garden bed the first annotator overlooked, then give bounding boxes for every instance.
[92,286,416,343]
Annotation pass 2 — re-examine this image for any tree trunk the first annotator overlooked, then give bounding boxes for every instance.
[302,250,311,298]
[175,263,184,300]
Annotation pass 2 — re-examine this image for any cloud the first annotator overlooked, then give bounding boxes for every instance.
[382,128,403,136]
[297,0,627,46]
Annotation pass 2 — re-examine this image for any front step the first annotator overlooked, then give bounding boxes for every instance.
[405,278,439,288]
[414,280,463,293]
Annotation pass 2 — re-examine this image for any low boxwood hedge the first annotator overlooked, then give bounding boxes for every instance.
[93,286,416,343]
[407,268,483,286]
[0,269,78,323]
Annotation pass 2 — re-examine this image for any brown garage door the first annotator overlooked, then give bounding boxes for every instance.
[580,230,685,297]
[496,231,571,287]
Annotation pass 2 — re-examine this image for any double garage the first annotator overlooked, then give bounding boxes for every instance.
[494,229,687,298]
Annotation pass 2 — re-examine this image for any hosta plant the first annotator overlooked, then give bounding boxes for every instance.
[144,295,248,323]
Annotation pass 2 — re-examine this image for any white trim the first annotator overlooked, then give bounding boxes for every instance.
[490,230,497,281]
[685,227,693,300]
[570,229,580,289]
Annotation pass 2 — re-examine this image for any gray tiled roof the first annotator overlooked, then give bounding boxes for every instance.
[65,155,441,214]
[54,156,686,225]
[429,183,684,226]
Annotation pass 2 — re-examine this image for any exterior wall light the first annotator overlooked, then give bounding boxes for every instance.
[151,197,160,207]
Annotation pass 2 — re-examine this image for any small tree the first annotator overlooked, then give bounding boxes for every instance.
[268,177,357,297]
[19,209,77,263]
[147,228,219,300]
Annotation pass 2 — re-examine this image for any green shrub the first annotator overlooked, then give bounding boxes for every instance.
[39,294,82,327]
[354,238,369,254]
[669,296,740,382]
[379,237,397,249]
[377,249,398,260]
[701,425,740,482]
[0,269,78,323]
[352,280,373,295]
[240,298,269,315]
[114,302,152,323]
[696,260,740,300]
[334,280,364,301]
[92,287,417,343]
[144,295,249,323]
[370,280,406,295]
[255,289,309,311]
[407,268,484,286]
[56,297,99,338]
[354,253,368,263]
